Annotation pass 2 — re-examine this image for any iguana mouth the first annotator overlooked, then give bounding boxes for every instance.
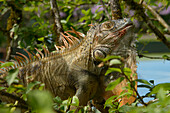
[110,23,133,51]
[119,23,133,32]
[112,23,133,41]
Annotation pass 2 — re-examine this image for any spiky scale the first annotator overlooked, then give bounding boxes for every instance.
[42,47,48,57]
[35,48,44,58]
[23,49,33,62]
[16,52,29,63]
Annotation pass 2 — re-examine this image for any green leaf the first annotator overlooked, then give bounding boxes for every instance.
[81,9,91,16]
[54,96,63,104]
[113,92,132,102]
[149,80,154,85]
[105,95,117,107]
[7,86,17,93]
[0,62,14,68]
[62,98,72,112]
[38,37,44,41]
[27,90,55,113]
[39,83,45,90]
[137,84,152,89]
[119,105,135,113]
[71,96,79,107]
[109,59,121,66]
[103,55,121,62]
[78,16,87,22]
[81,9,87,15]
[14,35,18,40]
[26,81,41,94]
[86,9,91,15]
[61,20,67,24]
[156,88,167,102]
[10,24,19,33]
[66,14,72,22]
[135,79,152,86]
[105,68,122,75]
[162,55,169,59]
[6,69,19,86]
[123,68,132,77]
[149,83,170,96]
[106,77,125,91]
[0,86,6,90]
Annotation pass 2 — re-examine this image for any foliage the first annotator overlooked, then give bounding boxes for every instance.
[0,0,170,113]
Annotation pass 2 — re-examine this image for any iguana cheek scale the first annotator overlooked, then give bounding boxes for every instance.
[0,18,135,112]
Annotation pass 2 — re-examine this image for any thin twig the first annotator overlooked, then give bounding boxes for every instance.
[138,54,170,61]
[121,68,147,106]
[99,0,111,21]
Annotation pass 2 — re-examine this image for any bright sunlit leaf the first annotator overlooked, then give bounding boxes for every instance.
[6,69,19,86]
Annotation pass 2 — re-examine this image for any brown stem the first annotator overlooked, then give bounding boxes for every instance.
[110,0,122,19]
[123,0,170,50]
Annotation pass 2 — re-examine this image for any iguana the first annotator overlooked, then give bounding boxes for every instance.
[0,18,135,112]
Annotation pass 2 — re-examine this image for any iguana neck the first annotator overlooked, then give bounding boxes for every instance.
[69,34,99,74]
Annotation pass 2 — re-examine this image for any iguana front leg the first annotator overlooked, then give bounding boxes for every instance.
[70,70,99,111]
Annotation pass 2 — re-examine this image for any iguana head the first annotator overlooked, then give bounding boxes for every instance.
[88,18,134,61]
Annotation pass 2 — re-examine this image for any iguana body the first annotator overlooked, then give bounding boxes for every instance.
[0,18,135,112]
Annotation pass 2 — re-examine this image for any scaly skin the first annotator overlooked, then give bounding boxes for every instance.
[0,18,135,112]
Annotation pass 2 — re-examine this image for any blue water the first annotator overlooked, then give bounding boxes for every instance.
[137,59,170,102]
[137,60,170,84]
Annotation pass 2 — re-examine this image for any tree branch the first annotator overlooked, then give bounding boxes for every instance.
[5,1,22,61]
[109,0,122,19]
[50,0,64,44]
[143,2,170,34]
[123,0,170,50]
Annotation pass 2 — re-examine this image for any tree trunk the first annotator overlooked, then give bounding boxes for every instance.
[110,0,122,19]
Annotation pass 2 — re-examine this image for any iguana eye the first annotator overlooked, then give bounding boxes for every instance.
[102,21,115,30]
[93,47,110,61]
[93,49,106,60]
